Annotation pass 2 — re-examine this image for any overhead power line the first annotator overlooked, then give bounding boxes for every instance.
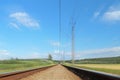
[59,0,61,62]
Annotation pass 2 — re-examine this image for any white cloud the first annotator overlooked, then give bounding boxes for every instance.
[0,50,10,60]
[25,52,48,59]
[49,40,70,48]
[103,11,120,21]
[50,41,60,47]
[9,12,39,29]
[102,5,120,22]
[0,50,10,55]
[78,47,120,55]
[51,49,69,60]
[74,46,120,59]
[54,50,59,54]
[52,50,61,60]
[53,46,120,60]
[28,52,40,59]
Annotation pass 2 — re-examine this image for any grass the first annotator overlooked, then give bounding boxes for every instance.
[76,64,120,70]
[0,59,55,74]
[64,63,120,75]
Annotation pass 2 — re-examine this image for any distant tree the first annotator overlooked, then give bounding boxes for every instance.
[10,57,14,60]
[15,57,19,60]
[48,54,52,60]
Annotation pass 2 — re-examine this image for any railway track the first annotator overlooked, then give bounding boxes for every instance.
[0,65,54,80]
[0,64,120,80]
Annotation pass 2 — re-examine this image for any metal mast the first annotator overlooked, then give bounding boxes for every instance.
[72,20,76,64]
[62,50,65,63]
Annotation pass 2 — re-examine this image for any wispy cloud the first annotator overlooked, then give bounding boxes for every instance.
[9,12,40,29]
[52,49,63,60]
[49,40,70,48]
[50,41,60,47]
[54,49,59,54]
[29,52,40,59]
[9,22,20,30]
[92,4,120,23]
[25,52,49,59]
[0,50,10,60]
[93,10,101,20]
[78,47,120,55]
[76,46,120,59]
[0,50,10,55]
[92,6,104,20]
[53,46,120,60]
[102,4,120,22]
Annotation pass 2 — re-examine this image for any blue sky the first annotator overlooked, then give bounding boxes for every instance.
[0,0,120,60]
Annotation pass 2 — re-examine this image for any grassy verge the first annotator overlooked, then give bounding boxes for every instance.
[76,66,120,75]
[64,63,120,75]
[0,59,55,74]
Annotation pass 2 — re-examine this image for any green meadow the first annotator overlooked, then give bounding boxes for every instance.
[0,59,55,74]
